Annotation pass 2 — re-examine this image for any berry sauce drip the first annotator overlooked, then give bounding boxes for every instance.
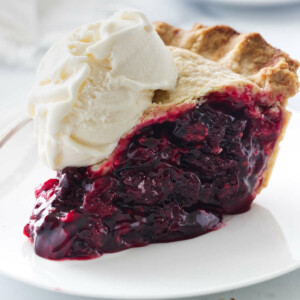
[24,90,283,260]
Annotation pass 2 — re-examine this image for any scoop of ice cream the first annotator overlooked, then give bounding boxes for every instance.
[27,9,177,170]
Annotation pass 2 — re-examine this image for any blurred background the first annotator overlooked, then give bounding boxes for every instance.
[0,1,300,299]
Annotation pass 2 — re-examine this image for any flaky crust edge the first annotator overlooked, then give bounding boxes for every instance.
[154,22,299,103]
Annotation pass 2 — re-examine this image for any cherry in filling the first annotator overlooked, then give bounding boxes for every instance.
[24,89,284,260]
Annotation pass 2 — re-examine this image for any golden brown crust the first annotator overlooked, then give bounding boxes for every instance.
[154,22,299,102]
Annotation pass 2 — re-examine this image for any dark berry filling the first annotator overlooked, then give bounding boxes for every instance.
[24,89,284,260]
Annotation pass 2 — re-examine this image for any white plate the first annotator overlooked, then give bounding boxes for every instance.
[0,109,300,300]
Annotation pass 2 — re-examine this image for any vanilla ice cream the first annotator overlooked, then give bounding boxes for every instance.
[27,9,177,170]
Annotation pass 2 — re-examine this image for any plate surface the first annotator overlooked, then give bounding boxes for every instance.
[0,109,300,299]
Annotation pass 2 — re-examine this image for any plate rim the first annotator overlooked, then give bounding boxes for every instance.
[0,258,299,299]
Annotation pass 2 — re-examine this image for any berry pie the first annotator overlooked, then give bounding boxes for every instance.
[24,20,299,260]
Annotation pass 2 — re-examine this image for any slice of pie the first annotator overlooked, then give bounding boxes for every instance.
[24,22,299,260]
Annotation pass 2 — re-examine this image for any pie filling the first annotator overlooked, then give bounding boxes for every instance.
[24,88,284,260]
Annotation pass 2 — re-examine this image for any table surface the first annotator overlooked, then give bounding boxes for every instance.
[0,0,300,299]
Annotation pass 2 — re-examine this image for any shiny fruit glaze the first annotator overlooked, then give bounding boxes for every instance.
[24,89,283,260]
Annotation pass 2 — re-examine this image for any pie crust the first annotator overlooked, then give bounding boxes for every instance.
[154,22,299,102]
